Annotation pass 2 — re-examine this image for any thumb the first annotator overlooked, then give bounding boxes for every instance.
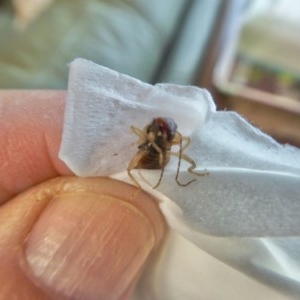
[0,177,165,300]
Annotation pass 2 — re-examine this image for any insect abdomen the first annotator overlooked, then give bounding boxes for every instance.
[135,146,170,169]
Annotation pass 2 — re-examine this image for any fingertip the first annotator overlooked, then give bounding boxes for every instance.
[0,177,165,299]
[0,90,72,204]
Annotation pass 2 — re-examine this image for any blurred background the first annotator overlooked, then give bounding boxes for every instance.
[0,0,299,146]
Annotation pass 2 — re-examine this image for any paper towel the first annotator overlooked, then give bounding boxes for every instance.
[59,58,300,299]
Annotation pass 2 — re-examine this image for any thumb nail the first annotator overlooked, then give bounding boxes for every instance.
[25,191,156,299]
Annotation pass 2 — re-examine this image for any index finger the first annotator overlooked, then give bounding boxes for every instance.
[0,90,72,204]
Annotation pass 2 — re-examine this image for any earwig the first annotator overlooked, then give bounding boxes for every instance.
[127,117,208,188]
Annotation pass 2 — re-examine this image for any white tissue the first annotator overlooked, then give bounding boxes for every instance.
[60,59,213,176]
[60,59,300,299]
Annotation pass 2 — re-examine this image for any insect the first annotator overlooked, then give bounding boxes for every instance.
[127,117,208,188]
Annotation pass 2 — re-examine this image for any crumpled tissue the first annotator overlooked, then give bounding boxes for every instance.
[59,58,300,299]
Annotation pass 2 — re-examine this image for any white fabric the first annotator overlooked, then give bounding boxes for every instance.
[59,58,300,299]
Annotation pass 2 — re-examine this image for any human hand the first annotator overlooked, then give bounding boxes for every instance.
[0,90,165,299]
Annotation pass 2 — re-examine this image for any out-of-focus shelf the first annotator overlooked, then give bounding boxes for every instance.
[197,0,300,147]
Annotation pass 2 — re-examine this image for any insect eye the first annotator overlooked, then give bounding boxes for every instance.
[157,120,167,132]
[158,124,164,131]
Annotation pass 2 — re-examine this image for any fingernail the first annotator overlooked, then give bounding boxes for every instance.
[25,192,155,299]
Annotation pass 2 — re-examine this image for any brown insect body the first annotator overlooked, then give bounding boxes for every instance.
[136,140,170,169]
[127,117,207,188]
[136,117,175,169]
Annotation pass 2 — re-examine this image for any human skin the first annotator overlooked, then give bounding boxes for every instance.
[0,90,165,299]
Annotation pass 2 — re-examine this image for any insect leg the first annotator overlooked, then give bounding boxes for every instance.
[170,150,208,186]
[149,141,166,189]
[172,133,208,176]
[131,126,148,144]
[127,151,145,188]
[172,133,190,150]
[180,153,208,176]
[181,136,191,151]
[169,131,194,186]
